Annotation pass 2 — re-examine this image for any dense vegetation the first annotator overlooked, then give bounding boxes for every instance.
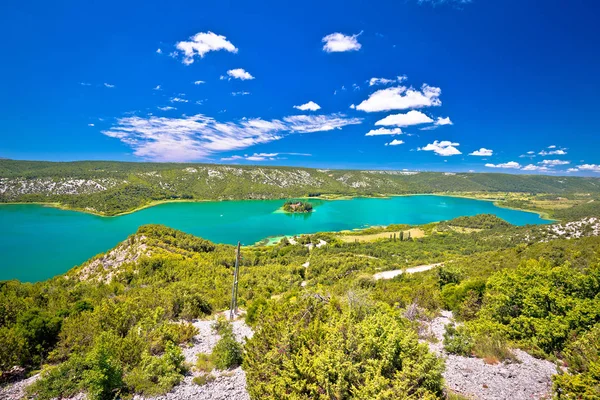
[282,200,313,213]
[2,159,599,215]
[1,212,600,397]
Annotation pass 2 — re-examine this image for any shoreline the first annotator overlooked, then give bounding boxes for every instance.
[427,193,556,222]
[0,192,555,221]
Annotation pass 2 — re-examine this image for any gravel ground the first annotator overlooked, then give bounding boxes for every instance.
[1,317,253,400]
[0,374,39,400]
[135,316,253,400]
[424,311,558,400]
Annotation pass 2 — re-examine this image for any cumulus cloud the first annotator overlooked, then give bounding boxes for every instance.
[157,106,176,111]
[356,84,441,112]
[232,91,250,96]
[156,48,162,54]
[375,110,433,127]
[368,76,407,86]
[322,32,362,53]
[194,80,205,85]
[365,127,403,136]
[419,140,461,156]
[520,151,536,158]
[539,149,567,156]
[226,68,254,80]
[386,139,404,146]
[469,148,493,156]
[522,164,549,171]
[176,31,238,65]
[566,168,579,173]
[485,161,521,169]
[103,113,361,161]
[170,97,188,103]
[539,159,570,166]
[293,101,321,111]
[153,85,162,91]
[88,123,95,127]
[435,116,453,126]
[577,164,600,172]
[103,83,115,88]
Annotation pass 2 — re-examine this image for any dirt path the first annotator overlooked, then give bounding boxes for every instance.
[373,262,443,280]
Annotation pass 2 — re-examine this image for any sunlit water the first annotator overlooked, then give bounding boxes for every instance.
[0,195,549,282]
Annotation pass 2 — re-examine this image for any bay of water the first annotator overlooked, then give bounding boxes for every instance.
[0,195,549,282]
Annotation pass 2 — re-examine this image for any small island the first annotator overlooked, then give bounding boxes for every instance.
[282,201,314,213]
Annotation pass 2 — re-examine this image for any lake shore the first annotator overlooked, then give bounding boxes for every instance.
[0,192,556,221]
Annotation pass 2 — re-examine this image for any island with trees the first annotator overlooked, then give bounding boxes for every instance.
[282,200,313,213]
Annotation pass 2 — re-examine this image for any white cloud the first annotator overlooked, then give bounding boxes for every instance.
[577,164,600,172]
[221,152,311,162]
[386,139,405,146]
[539,159,570,166]
[156,48,162,54]
[566,168,579,173]
[419,140,461,156]
[356,84,442,112]
[485,161,521,169]
[88,123,95,127]
[322,32,362,53]
[368,76,407,86]
[365,127,403,136]
[80,82,91,86]
[548,145,556,149]
[293,101,321,111]
[522,164,549,171]
[283,114,362,133]
[375,110,433,127]
[153,85,161,91]
[232,91,250,96]
[227,68,254,80]
[157,106,176,111]
[194,80,205,85]
[103,113,361,161]
[103,83,115,88]
[469,148,493,156]
[170,97,188,103]
[176,31,238,65]
[539,149,567,156]
[435,116,453,126]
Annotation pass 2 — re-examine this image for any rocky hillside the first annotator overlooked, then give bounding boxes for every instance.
[2,159,600,215]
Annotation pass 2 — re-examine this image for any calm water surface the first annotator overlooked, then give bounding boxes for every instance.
[0,196,549,282]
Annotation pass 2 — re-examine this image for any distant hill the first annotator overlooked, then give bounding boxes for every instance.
[1,159,599,215]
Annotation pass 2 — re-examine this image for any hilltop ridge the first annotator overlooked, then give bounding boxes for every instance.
[1,159,599,216]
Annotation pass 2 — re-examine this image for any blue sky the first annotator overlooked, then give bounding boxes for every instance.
[1,0,599,175]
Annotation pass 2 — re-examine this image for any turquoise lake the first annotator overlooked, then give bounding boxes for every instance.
[0,195,550,282]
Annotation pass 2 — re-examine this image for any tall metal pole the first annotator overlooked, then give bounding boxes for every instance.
[229,242,241,320]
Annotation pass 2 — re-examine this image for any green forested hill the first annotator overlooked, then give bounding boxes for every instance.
[1,159,599,215]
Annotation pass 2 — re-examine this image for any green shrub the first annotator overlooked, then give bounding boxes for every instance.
[193,373,216,386]
[27,336,123,400]
[212,334,242,370]
[244,294,444,399]
[444,323,473,356]
[245,298,267,326]
[195,353,215,373]
[211,316,233,336]
[124,342,186,396]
